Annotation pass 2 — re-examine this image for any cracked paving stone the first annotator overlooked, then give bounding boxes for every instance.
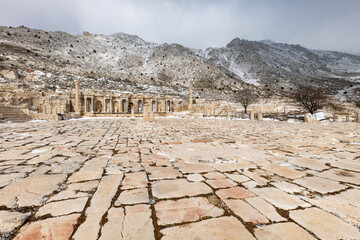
[206,178,237,189]
[115,188,149,205]
[152,179,212,199]
[13,214,80,240]
[290,207,360,240]
[263,164,306,180]
[161,216,256,240]
[155,197,224,225]
[35,197,88,217]
[0,174,67,208]
[294,176,347,194]
[72,174,123,240]
[245,197,287,222]
[99,208,125,240]
[121,171,148,190]
[216,187,255,200]
[224,199,269,224]
[123,204,155,240]
[254,222,316,240]
[145,166,182,180]
[251,187,310,210]
[0,211,30,235]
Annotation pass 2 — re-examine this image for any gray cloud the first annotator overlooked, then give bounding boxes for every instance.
[0,0,359,54]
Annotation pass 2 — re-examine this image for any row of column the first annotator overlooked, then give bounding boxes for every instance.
[82,97,173,113]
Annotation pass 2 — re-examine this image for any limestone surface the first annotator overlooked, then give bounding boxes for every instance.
[0,119,359,240]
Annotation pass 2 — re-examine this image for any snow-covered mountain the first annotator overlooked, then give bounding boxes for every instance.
[0,26,359,99]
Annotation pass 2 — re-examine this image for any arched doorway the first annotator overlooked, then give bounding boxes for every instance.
[86,98,92,112]
[95,100,103,112]
[167,100,171,112]
[137,100,142,112]
[157,102,162,112]
[113,101,120,113]
[129,102,134,113]
[151,100,156,112]
[121,99,127,113]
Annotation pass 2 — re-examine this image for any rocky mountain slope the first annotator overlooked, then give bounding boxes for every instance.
[0,26,359,100]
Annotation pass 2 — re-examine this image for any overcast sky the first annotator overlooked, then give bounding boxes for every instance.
[1,0,359,54]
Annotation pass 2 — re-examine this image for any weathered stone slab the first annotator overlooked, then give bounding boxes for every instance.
[177,163,214,173]
[161,216,256,240]
[263,164,306,179]
[225,173,250,183]
[72,174,123,240]
[289,158,329,171]
[204,171,226,179]
[186,173,205,182]
[47,190,89,202]
[243,170,269,186]
[206,178,237,189]
[67,157,109,183]
[225,199,269,224]
[251,187,310,210]
[246,197,287,222]
[0,174,66,207]
[152,179,212,199]
[0,211,30,235]
[155,197,224,225]
[254,222,316,240]
[216,187,255,200]
[115,188,149,205]
[294,176,347,194]
[271,181,305,194]
[212,162,255,172]
[308,194,360,225]
[123,204,155,240]
[329,160,360,172]
[290,207,360,240]
[121,171,148,189]
[317,169,360,185]
[145,166,182,180]
[99,208,125,240]
[36,197,88,217]
[66,180,99,192]
[14,214,80,240]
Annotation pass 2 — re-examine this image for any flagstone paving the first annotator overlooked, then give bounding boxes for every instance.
[0,118,359,239]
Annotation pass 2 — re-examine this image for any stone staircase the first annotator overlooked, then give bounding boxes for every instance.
[0,104,32,123]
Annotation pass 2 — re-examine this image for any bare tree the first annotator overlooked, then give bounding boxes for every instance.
[235,89,258,114]
[347,88,360,108]
[294,85,328,114]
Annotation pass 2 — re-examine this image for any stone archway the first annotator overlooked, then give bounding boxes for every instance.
[121,99,127,113]
[95,100,103,112]
[86,98,92,112]
[151,100,156,112]
[113,101,120,113]
[157,102,162,112]
[137,100,142,112]
[167,100,171,112]
[129,102,134,113]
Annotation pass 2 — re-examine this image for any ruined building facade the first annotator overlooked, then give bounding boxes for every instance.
[70,80,175,117]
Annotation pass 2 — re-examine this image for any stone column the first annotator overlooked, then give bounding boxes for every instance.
[75,79,80,113]
[110,98,113,113]
[91,97,94,112]
[189,84,193,111]
[258,112,263,121]
[143,103,149,121]
[250,111,255,120]
[126,99,129,113]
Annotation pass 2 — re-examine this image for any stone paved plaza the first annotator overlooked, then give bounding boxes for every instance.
[0,118,359,240]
